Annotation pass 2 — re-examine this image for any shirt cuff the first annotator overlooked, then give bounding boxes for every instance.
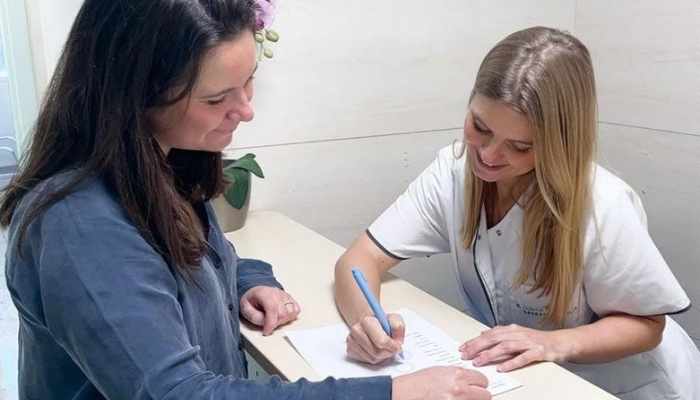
[237,258,284,297]
[334,376,392,400]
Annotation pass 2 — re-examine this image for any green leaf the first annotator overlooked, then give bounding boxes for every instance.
[223,153,254,168]
[222,153,263,209]
[224,153,264,178]
[222,167,240,184]
[228,153,255,164]
[223,168,250,209]
[236,159,264,178]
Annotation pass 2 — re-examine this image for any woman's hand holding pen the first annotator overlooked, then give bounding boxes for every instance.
[459,324,572,372]
[346,313,405,364]
[346,311,493,400]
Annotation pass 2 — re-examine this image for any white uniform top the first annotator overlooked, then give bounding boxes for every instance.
[369,144,699,400]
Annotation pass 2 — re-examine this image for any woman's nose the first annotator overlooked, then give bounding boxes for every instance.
[228,90,255,122]
[479,138,504,163]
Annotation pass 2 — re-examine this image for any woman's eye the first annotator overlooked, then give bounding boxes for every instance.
[206,97,226,106]
[473,121,488,134]
[511,143,532,153]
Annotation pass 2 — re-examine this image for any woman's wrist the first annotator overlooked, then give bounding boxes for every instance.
[549,328,579,363]
[391,375,419,400]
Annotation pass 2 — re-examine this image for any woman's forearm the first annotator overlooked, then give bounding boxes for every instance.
[334,257,380,326]
[557,314,665,364]
[334,233,399,326]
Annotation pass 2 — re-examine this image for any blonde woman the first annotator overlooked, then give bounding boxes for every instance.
[334,27,700,400]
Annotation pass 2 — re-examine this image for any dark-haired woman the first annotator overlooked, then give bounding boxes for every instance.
[1,1,490,399]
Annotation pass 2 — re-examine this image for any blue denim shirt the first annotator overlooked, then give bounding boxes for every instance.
[5,173,391,400]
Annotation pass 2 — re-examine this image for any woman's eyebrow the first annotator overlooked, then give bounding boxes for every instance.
[201,87,234,99]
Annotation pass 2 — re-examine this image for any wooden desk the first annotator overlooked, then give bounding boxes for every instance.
[227,211,618,399]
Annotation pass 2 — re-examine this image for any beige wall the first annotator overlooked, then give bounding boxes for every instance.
[24,0,82,99]
[574,0,700,344]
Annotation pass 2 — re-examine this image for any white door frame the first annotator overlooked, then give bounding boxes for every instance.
[0,0,39,157]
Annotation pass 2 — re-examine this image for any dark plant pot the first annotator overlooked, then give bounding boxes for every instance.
[212,178,251,233]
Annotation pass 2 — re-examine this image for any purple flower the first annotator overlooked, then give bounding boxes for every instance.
[254,0,277,30]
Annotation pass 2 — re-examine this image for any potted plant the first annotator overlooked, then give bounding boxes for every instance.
[212,153,264,232]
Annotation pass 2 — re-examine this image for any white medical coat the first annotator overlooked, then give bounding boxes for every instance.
[369,144,699,400]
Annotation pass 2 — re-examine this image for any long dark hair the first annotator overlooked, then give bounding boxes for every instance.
[0,0,257,275]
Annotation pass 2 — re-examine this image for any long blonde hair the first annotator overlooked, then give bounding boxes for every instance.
[462,27,597,326]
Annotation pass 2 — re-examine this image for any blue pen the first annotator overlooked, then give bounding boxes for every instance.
[351,267,404,359]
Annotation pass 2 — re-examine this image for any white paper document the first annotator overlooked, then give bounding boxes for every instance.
[286,308,522,396]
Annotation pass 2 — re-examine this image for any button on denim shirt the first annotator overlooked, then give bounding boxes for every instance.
[5,173,391,400]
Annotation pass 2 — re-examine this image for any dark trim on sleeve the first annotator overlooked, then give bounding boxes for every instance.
[630,302,693,318]
[664,302,692,316]
[365,229,408,261]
